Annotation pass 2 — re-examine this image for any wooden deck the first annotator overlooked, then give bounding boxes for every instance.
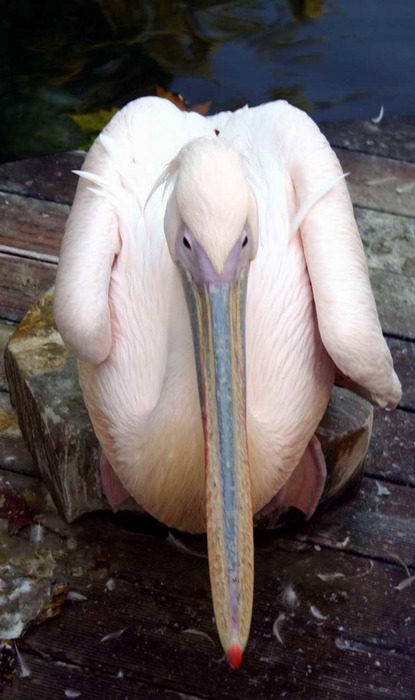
[0,116,415,699]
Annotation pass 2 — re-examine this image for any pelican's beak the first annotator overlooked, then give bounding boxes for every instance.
[180,265,253,669]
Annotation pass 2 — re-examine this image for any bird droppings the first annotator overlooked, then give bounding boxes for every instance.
[116,670,124,679]
[394,575,415,591]
[105,578,116,592]
[336,535,350,548]
[100,628,126,643]
[272,613,286,644]
[317,572,346,582]
[375,481,391,497]
[67,591,88,602]
[280,583,299,610]
[64,690,81,698]
[181,629,215,646]
[14,644,30,678]
[309,605,327,620]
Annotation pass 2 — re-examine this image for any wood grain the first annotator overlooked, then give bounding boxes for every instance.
[364,408,415,486]
[336,149,415,217]
[0,152,83,205]
[0,254,56,323]
[0,191,68,258]
[357,207,415,276]
[16,513,415,700]
[3,652,203,700]
[387,338,415,411]
[322,116,415,163]
[370,269,415,341]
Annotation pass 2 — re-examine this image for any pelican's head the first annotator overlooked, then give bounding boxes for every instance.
[164,137,258,282]
[164,138,258,669]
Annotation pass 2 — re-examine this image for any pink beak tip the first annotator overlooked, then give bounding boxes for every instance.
[227,642,243,670]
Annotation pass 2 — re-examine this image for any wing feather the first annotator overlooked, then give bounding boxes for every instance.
[54,97,210,365]
[281,104,401,408]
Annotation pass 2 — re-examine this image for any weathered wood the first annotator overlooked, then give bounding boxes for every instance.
[357,207,415,276]
[0,253,56,323]
[292,476,415,567]
[321,116,415,162]
[387,338,415,411]
[3,653,203,700]
[364,408,415,486]
[369,269,415,341]
[17,513,415,700]
[0,152,83,205]
[0,191,68,259]
[335,149,415,218]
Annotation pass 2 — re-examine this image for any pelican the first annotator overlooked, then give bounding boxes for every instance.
[54,97,401,668]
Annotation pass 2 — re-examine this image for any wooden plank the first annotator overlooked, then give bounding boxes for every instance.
[335,149,415,217]
[365,409,415,487]
[0,152,83,206]
[357,207,415,276]
[0,254,56,324]
[321,116,415,163]
[0,192,67,259]
[370,269,415,341]
[3,653,202,700]
[387,338,415,412]
[19,515,414,700]
[297,476,415,567]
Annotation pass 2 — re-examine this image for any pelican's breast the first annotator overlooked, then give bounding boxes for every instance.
[245,229,334,513]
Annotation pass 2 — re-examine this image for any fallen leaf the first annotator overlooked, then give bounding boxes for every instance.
[36,584,68,623]
[156,86,211,116]
[156,86,188,110]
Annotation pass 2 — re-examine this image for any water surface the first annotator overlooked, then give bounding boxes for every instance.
[1,0,414,162]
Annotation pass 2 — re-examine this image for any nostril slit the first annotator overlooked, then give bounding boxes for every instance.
[242,236,248,247]
[183,237,192,250]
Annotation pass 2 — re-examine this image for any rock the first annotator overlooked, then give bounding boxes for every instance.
[4,289,373,527]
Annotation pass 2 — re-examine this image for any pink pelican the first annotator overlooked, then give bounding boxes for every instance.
[54,97,401,668]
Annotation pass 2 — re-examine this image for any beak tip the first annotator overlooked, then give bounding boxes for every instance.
[227,641,243,670]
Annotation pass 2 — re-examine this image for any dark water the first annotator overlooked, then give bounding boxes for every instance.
[1,0,414,163]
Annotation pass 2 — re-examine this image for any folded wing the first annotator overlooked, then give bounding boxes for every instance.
[250,102,401,408]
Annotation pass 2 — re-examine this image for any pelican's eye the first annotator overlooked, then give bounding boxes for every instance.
[242,235,248,248]
[183,236,192,250]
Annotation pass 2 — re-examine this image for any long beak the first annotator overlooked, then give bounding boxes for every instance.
[180,266,254,669]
